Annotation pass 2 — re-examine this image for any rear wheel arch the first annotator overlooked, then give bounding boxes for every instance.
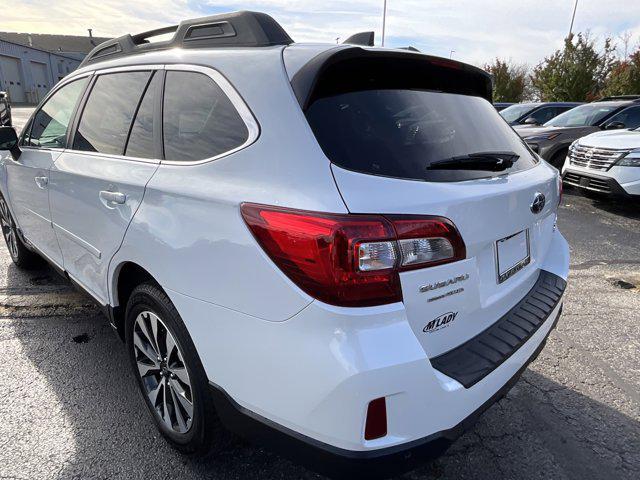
[111,261,159,341]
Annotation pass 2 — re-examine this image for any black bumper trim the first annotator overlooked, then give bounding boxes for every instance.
[431,270,566,388]
[208,293,564,479]
[562,170,639,198]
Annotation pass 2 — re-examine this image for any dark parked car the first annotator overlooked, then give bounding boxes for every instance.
[0,92,11,127]
[493,102,514,111]
[500,102,582,126]
[514,97,640,167]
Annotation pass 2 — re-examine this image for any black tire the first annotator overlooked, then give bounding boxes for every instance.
[548,148,569,169]
[125,282,225,456]
[0,195,43,269]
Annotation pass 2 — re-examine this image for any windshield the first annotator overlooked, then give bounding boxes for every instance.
[544,103,620,127]
[306,90,537,182]
[499,104,537,122]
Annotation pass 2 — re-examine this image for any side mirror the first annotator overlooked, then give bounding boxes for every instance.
[0,126,20,159]
[604,121,626,130]
[523,117,539,125]
[0,91,6,99]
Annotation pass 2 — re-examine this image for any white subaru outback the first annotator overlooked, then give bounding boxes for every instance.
[0,11,569,479]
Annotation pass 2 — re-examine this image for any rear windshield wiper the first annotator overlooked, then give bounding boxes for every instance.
[427,151,520,171]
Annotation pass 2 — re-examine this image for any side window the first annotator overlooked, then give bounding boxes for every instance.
[163,71,249,162]
[608,106,640,129]
[25,77,88,148]
[124,72,161,159]
[528,107,558,125]
[73,71,151,155]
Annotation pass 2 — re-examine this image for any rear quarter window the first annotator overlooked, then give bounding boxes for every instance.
[162,71,249,162]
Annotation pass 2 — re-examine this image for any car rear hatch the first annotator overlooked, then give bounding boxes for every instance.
[296,49,561,358]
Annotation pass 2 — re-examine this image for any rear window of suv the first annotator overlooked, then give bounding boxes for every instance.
[306,89,537,182]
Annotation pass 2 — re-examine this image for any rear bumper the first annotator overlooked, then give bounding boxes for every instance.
[209,303,563,479]
[204,272,565,479]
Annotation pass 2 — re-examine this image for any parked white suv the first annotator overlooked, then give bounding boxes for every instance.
[0,12,569,478]
[562,127,640,198]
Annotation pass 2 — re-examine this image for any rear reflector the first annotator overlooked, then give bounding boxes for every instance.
[241,203,465,307]
[364,397,387,440]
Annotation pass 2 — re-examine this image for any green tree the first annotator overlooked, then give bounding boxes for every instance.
[530,33,616,101]
[485,58,528,102]
[602,50,640,96]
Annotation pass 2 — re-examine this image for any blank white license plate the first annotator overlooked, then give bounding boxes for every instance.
[496,229,530,283]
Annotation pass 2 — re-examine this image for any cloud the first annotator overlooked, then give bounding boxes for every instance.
[4,0,640,67]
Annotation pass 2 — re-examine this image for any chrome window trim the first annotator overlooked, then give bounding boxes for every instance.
[58,64,258,166]
[160,64,260,166]
[19,146,65,153]
[61,148,160,165]
[92,64,165,75]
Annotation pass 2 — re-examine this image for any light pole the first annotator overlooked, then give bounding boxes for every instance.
[381,0,388,46]
[568,0,578,38]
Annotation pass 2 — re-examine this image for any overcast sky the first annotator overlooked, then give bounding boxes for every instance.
[5,1,640,67]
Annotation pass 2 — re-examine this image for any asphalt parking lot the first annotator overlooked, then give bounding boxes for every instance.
[1,108,639,480]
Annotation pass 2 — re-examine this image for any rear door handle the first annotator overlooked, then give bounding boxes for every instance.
[99,190,127,205]
[34,176,48,189]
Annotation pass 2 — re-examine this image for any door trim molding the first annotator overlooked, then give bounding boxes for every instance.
[53,222,102,259]
[26,207,52,226]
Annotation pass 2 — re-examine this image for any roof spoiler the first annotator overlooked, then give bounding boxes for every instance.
[291,47,493,111]
[79,11,293,68]
[342,32,374,47]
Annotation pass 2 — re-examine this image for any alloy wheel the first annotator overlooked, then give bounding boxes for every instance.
[0,197,19,260]
[133,311,194,434]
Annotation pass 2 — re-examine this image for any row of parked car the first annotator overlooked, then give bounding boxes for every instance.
[496,97,640,200]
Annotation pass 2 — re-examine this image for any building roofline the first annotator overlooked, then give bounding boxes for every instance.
[0,37,80,61]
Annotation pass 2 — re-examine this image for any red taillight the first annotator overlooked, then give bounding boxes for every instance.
[241,203,465,307]
[364,397,387,440]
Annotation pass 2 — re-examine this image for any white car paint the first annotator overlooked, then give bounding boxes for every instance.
[562,128,640,196]
[5,146,64,267]
[331,162,561,357]
[0,41,569,457]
